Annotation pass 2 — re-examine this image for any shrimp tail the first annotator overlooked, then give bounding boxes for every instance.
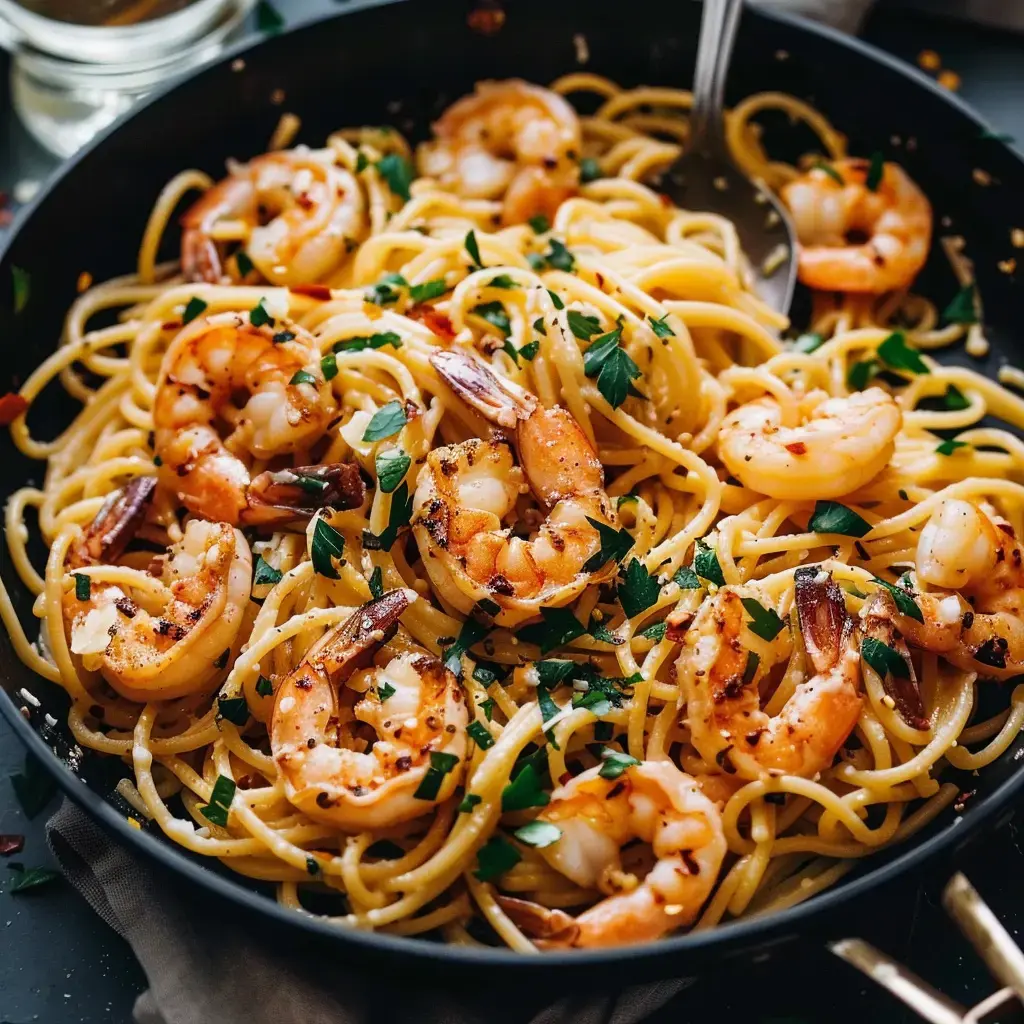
[794,565,854,674]
[67,476,157,569]
[302,589,418,684]
[860,592,929,730]
[431,350,537,428]
[181,230,222,284]
[495,896,580,947]
[243,463,367,526]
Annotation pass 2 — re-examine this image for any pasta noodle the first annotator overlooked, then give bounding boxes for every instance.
[2,74,1021,951]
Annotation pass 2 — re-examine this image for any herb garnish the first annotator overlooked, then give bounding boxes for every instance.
[311,516,345,579]
[442,618,491,677]
[365,273,407,306]
[618,558,660,617]
[320,353,338,381]
[474,836,521,881]
[936,439,969,456]
[249,298,275,327]
[877,331,929,375]
[638,621,668,642]
[236,251,255,277]
[253,555,283,588]
[583,324,643,409]
[513,821,561,848]
[11,266,30,314]
[9,866,61,895]
[792,332,825,354]
[740,597,786,641]
[861,636,909,679]
[693,539,726,587]
[873,575,923,622]
[501,762,550,812]
[74,573,90,601]
[942,284,978,325]
[362,400,407,442]
[201,775,236,827]
[568,310,602,340]
[473,301,511,337]
[289,369,318,386]
[865,151,885,192]
[409,278,447,304]
[516,607,587,653]
[334,331,403,353]
[598,750,640,779]
[528,214,550,234]
[648,314,675,338]
[808,501,872,538]
[582,517,634,571]
[465,230,482,268]
[375,153,414,201]
[182,296,207,324]
[413,751,460,801]
[375,447,410,493]
[467,721,495,750]
[256,676,274,697]
[217,696,249,726]
[368,566,384,599]
[377,681,396,702]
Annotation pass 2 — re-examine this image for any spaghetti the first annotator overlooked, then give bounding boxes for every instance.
[4,75,1024,951]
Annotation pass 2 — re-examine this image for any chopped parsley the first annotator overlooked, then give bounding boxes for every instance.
[861,636,909,679]
[375,447,410,493]
[365,273,408,306]
[255,0,284,33]
[872,576,923,622]
[465,230,482,268]
[413,751,460,801]
[255,676,274,697]
[519,340,540,361]
[473,301,511,338]
[217,696,249,726]
[74,573,90,601]
[273,330,296,344]
[516,607,586,653]
[375,153,414,201]
[941,384,971,411]
[865,151,885,192]
[582,516,634,571]
[598,750,640,780]
[478,697,495,721]
[936,438,969,456]
[528,214,550,234]
[808,501,871,538]
[200,775,236,827]
[943,284,978,325]
[742,650,760,685]
[253,555,283,588]
[311,516,345,579]
[459,793,482,813]
[409,278,447,304]
[333,331,403,353]
[579,157,602,182]
[11,266,30,314]
[847,358,879,391]
[320,353,338,381]
[740,597,786,641]
[693,539,726,587]
[501,762,550,812]
[442,618,491,677]
[877,331,929,375]
[546,289,565,310]
[638,621,668,642]
[368,565,384,600]
[10,754,56,819]
[377,681,396,702]
[289,369,318,386]
[568,310,602,340]
[182,296,207,324]
[249,298,275,327]
[467,721,495,750]
[673,565,702,590]
[792,332,825,354]
[618,558,660,618]
[474,836,521,881]
[812,161,845,186]
[583,324,643,409]
[235,250,255,277]
[648,314,675,339]
[369,482,413,551]
[362,400,407,442]
[9,866,61,895]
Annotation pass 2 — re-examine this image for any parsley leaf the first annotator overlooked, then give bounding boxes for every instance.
[673,565,702,590]
[442,618,491,677]
[544,239,575,272]
[865,151,885,192]
[253,555,283,588]
[583,326,643,409]
[289,369,318,386]
[528,214,550,233]
[808,501,871,538]
[377,681,396,702]
[546,289,565,310]
[648,314,674,339]
[333,331,403,353]
[249,298,275,327]
[320,353,338,380]
[9,866,61,895]
[861,636,909,679]
[618,558,660,618]
[182,296,207,324]
[368,565,384,600]
[942,384,970,411]
[872,576,923,622]
[362,400,407,442]
[473,301,511,337]
[582,516,634,571]
[375,447,410,493]
[465,229,482,268]
[516,607,587,653]
[376,153,414,201]
[10,754,56,819]
[693,540,726,587]
[638,621,667,642]
[936,439,969,456]
[579,157,602,182]
[943,284,978,325]
[813,161,845,186]
[792,332,825,354]
[201,775,236,827]
[409,279,447,304]
[235,250,255,277]
[519,340,540,361]
[413,751,460,801]
[74,573,90,601]
[311,517,345,578]
[537,685,562,750]
[372,482,412,551]
[217,696,249,726]
[474,836,522,881]
[501,762,550,812]
[255,675,274,697]
[847,358,879,391]
[740,597,786,641]
[467,721,495,750]
[877,331,929,375]
[256,0,284,33]
[742,650,760,685]
[568,310,602,340]
[598,750,640,780]
[364,273,407,306]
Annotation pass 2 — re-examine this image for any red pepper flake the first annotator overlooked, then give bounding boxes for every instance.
[289,284,332,301]
[407,304,456,341]
[0,834,24,856]
[659,193,673,207]
[162,321,181,331]
[558,771,573,785]
[785,442,807,455]
[0,392,28,425]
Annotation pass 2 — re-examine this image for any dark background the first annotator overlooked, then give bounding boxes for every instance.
[2,3,1024,1022]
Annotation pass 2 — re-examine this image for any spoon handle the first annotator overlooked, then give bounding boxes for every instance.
[690,0,744,156]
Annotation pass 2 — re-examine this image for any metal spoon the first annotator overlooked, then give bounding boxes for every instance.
[665,0,798,317]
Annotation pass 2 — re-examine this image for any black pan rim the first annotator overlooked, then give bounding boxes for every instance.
[2,0,1022,971]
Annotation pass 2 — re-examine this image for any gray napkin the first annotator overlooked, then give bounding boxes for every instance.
[47,799,690,1024]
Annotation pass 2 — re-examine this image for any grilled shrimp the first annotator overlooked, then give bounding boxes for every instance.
[717,387,901,501]
[63,477,252,702]
[413,351,617,627]
[497,761,726,948]
[678,567,862,779]
[418,79,582,226]
[154,313,363,524]
[780,158,932,293]
[181,149,365,285]
[271,590,469,830]
[881,499,1024,681]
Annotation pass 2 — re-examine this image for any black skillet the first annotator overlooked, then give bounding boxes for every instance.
[2,0,1023,984]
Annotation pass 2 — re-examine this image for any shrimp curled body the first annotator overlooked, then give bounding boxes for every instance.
[413,351,617,626]
[678,568,862,779]
[154,313,355,525]
[500,761,726,948]
[717,387,901,501]
[64,479,252,702]
[417,79,582,226]
[271,590,469,830]
[181,149,366,285]
[781,158,932,294]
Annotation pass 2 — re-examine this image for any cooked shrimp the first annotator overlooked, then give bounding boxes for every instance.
[498,761,726,948]
[271,589,469,829]
[882,499,1024,681]
[678,567,862,779]
[181,149,365,285]
[717,387,901,501]
[781,158,932,293]
[413,351,617,627]
[64,480,252,702]
[154,313,361,524]
[418,79,582,226]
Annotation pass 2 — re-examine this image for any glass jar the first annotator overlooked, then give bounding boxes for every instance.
[0,0,255,157]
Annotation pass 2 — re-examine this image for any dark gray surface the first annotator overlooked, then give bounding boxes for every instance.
[2,5,1024,1023]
